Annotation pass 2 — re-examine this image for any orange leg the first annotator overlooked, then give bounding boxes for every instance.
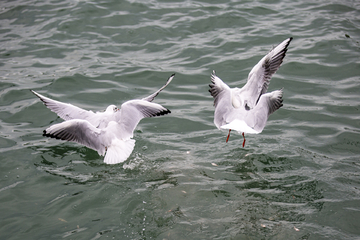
[226,129,231,143]
[242,132,246,147]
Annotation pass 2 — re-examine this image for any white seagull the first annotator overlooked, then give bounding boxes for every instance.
[209,38,292,147]
[32,74,174,164]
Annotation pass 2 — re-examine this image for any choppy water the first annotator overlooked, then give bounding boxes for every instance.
[1,0,360,239]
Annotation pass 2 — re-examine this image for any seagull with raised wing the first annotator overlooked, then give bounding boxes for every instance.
[209,38,292,147]
[32,74,174,164]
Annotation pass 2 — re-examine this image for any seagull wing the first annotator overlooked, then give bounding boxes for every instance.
[103,138,135,165]
[246,89,283,133]
[209,70,232,107]
[241,38,292,109]
[31,90,96,121]
[209,70,233,129]
[142,74,175,102]
[115,99,171,140]
[43,119,106,156]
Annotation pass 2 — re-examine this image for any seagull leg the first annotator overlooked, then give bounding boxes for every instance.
[226,129,231,143]
[242,132,246,147]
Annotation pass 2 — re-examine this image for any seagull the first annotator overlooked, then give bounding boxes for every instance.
[32,74,174,164]
[209,38,292,147]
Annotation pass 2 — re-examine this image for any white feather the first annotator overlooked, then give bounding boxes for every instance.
[104,139,136,164]
[209,38,292,140]
[33,74,174,164]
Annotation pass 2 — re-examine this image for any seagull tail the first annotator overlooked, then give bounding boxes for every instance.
[220,120,260,134]
[104,139,136,164]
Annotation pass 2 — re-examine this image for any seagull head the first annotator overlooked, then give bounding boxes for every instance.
[106,105,119,113]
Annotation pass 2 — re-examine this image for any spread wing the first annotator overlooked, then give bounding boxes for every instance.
[241,38,292,109]
[209,70,234,129]
[115,100,171,139]
[31,90,96,121]
[209,70,231,108]
[43,119,106,155]
[142,73,175,102]
[246,89,283,133]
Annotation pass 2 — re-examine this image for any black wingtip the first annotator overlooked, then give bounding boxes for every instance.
[43,129,61,140]
[43,129,52,138]
[171,73,175,77]
[155,108,171,116]
[284,37,293,49]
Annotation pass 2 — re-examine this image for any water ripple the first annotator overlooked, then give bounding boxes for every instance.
[1,0,360,239]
